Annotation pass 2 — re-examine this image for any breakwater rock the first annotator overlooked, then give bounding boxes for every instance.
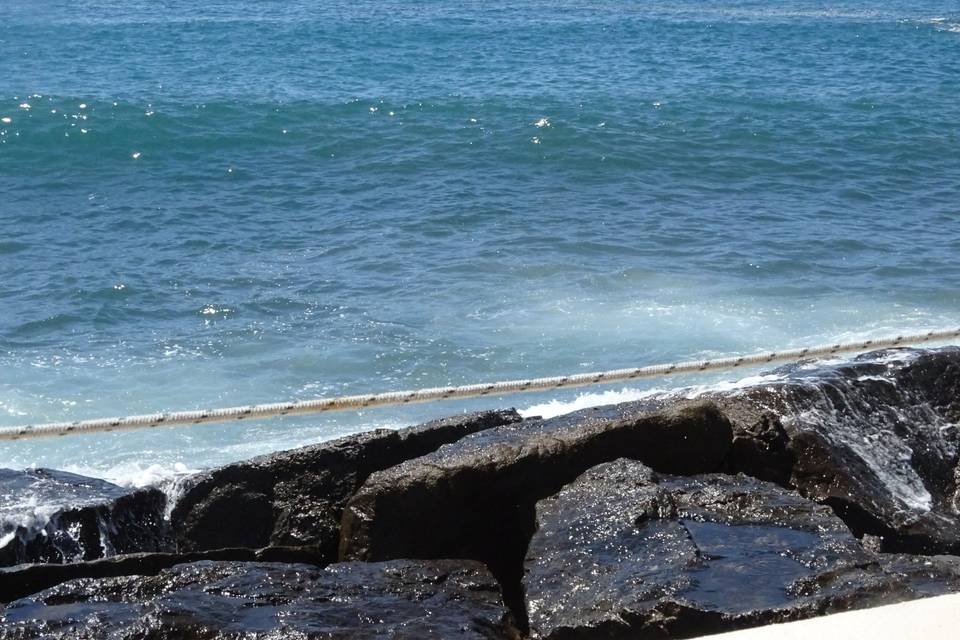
[524,458,960,639]
[0,469,168,567]
[170,409,521,559]
[0,546,328,604]
[711,347,960,553]
[339,400,733,624]
[0,559,522,639]
[3,348,960,638]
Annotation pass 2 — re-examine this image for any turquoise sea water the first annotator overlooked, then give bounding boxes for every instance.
[2,1,959,485]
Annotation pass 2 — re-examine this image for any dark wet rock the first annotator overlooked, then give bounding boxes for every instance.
[0,469,168,567]
[875,553,960,595]
[707,347,960,553]
[340,400,733,628]
[718,401,793,485]
[0,559,522,639]
[523,458,960,639]
[170,409,521,559]
[0,545,327,603]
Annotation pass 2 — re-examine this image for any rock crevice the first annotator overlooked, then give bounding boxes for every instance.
[339,400,734,628]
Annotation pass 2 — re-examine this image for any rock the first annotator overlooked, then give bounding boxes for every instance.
[708,347,960,553]
[340,400,733,627]
[0,559,523,639]
[0,469,168,567]
[523,458,960,640]
[0,545,328,604]
[170,409,521,559]
[719,402,793,485]
[875,553,960,596]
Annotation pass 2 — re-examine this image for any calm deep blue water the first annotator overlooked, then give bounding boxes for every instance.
[2,1,959,485]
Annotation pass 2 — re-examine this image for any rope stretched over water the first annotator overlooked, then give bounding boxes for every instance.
[2,328,958,442]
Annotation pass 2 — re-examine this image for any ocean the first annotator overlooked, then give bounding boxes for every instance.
[2,0,959,487]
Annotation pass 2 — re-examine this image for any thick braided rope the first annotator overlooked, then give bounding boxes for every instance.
[2,328,958,441]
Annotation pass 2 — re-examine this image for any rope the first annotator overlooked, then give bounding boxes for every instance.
[2,328,958,442]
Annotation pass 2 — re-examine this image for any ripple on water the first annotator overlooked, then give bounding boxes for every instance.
[1,0,959,475]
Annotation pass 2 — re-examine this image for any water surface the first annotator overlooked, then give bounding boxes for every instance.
[2,0,958,483]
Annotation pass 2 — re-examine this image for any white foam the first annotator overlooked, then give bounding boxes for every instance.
[856,375,897,383]
[59,461,199,489]
[0,398,27,418]
[0,531,16,549]
[21,462,203,525]
[0,497,61,550]
[909,17,960,33]
[520,387,666,419]
[792,348,922,373]
[519,373,787,420]
[683,374,787,398]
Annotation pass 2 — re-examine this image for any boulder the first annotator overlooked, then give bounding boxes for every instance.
[170,409,521,558]
[0,545,327,604]
[523,458,960,639]
[0,468,168,567]
[709,347,960,553]
[0,559,522,639]
[340,400,733,626]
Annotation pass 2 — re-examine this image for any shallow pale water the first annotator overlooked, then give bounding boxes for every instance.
[2,0,959,485]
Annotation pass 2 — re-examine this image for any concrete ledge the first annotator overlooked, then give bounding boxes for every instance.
[701,594,960,639]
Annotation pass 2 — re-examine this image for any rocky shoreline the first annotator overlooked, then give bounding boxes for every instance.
[2,346,960,638]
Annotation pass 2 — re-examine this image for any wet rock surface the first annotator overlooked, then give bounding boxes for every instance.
[0,559,522,640]
[340,400,733,626]
[0,545,328,604]
[0,469,168,567]
[171,409,521,559]
[523,458,960,639]
[708,347,960,553]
